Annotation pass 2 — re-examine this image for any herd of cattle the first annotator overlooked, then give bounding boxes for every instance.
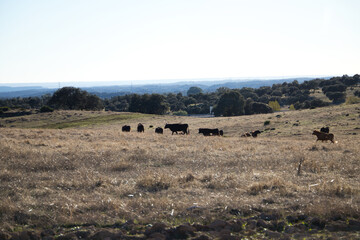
[121,123,335,143]
[121,123,224,136]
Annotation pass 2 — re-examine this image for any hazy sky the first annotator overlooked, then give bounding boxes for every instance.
[0,0,359,84]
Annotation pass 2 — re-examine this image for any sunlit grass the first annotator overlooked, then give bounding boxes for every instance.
[0,103,359,230]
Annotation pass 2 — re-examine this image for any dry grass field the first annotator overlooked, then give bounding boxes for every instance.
[0,103,359,239]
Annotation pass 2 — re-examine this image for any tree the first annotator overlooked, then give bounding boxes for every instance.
[322,84,347,94]
[213,90,244,117]
[326,92,346,104]
[244,98,254,115]
[251,102,273,114]
[187,87,203,96]
[268,101,281,111]
[146,94,169,115]
[128,94,142,112]
[48,87,103,110]
[354,90,360,97]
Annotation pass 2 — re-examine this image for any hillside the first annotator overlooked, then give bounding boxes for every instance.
[0,103,359,239]
[0,77,315,98]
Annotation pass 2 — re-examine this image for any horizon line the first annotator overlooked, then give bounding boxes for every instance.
[0,75,334,87]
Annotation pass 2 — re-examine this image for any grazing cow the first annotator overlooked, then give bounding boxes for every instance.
[320,127,329,133]
[312,130,335,143]
[198,128,220,136]
[122,125,131,132]
[164,123,189,135]
[219,130,224,136]
[155,127,163,134]
[241,132,252,137]
[251,130,262,138]
[137,123,144,133]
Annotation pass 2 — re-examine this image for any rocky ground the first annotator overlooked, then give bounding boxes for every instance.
[1,212,360,239]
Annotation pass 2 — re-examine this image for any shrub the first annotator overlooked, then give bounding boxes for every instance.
[326,92,346,104]
[354,90,360,97]
[264,120,270,126]
[40,105,54,113]
[289,104,295,110]
[0,107,10,112]
[173,110,188,116]
[268,101,281,111]
[322,84,347,94]
[251,102,273,114]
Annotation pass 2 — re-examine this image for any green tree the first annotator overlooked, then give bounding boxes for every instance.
[244,98,254,115]
[187,87,203,96]
[213,90,244,117]
[48,87,103,110]
[251,102,273,114]
[146,94,169,115]
[268,100,281,111]
[326,92,346,104]
[128,94,142,112]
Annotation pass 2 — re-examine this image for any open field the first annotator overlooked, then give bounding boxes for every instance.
[0,104,360,239]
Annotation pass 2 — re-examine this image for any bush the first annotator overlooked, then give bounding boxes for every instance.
[251,102,273,114]
[322,84,347,94]
[354,90,360,97]
[268,101,281,111]
[264,120,270,126]
[289,104,295,110]
[173,110,188,116]
[0,107,10,112]
[40,105,54,113]
[326,92,346,104]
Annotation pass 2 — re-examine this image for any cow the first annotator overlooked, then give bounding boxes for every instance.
[312,130,335,143]
[155,127,163,134]
[164,123,189,135]
[122,125,131,132]
[198,128,220,136]
[251,130,262,137]
[219,130,224,136]
[137,123,144,133]
[241,132,252,137]
[320,127,329,133]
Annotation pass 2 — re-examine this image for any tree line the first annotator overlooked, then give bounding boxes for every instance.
[1,74,359,117]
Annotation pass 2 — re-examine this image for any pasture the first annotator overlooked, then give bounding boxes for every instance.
[0,104,359,238]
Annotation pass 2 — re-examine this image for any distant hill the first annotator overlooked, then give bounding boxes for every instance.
[0,77,330,99]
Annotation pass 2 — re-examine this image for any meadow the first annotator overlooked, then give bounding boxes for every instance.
[0,104,359,239]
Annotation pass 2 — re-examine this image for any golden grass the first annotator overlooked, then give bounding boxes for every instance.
[0,104,359,230]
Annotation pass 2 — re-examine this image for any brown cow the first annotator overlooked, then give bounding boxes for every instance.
[312,130,335,143]
[241,132,252,137]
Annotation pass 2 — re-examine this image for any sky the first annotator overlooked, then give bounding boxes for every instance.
[0,0,359,85]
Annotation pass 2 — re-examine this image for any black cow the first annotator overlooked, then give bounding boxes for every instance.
[320,127,329,133]
[137,123,144,133]
[155,127,163,134]
[219,130,223,136]
[251,130,262,137]
[122,125,131,132]
[198,128,220,136]
[164,123,189,135]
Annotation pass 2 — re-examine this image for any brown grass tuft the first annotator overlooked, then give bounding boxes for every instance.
[136,174,172,192]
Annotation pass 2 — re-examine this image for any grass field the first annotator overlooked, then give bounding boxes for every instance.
[0,104,359,238]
